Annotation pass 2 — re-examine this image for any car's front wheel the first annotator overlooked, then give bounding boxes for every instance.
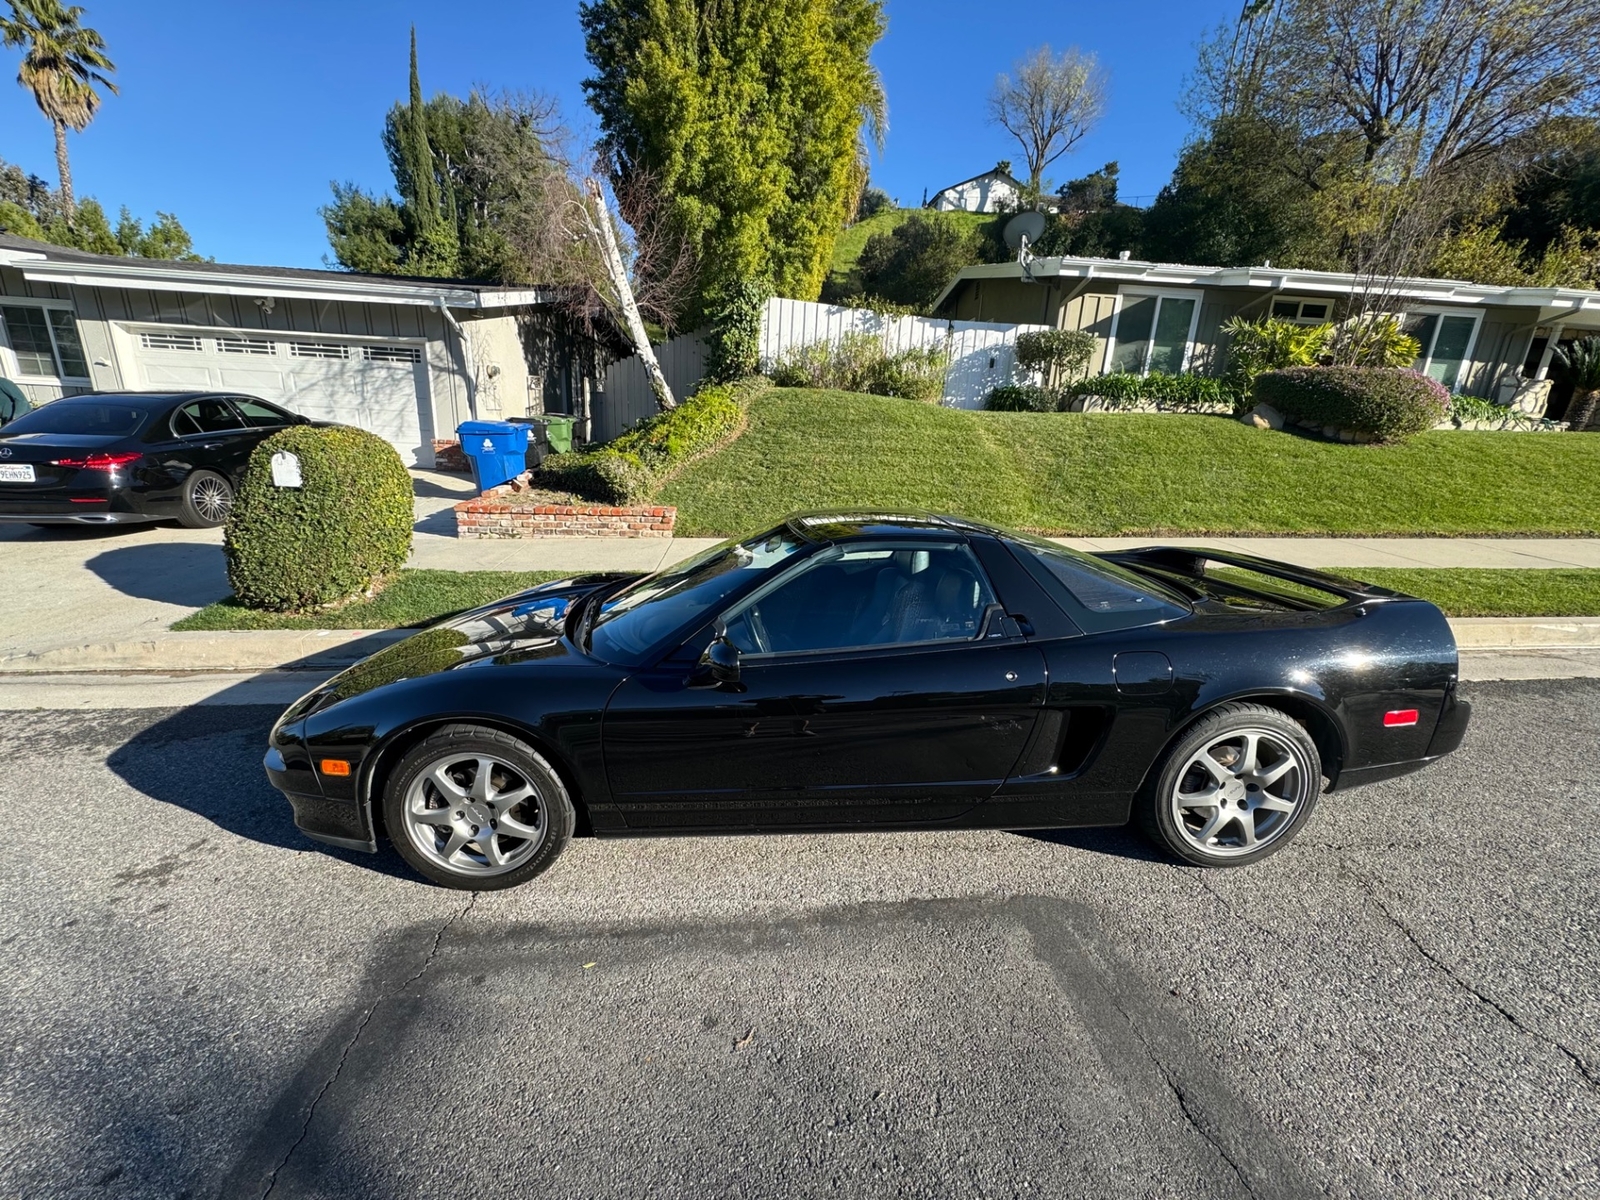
[178,469,234,528]
[383,724,574,890]
[1138,703,1322,868]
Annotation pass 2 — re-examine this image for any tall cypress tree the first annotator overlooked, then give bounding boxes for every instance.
[397,26,458,275]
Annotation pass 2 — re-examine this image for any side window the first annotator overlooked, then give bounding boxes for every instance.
[1003,533,1189,634]
[232,397,294,428]
[173,399,245,436]
[723,544,997,656]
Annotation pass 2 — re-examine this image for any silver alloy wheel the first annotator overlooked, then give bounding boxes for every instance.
[401,752,548,877]
[1169,726,1312,858]
[192,475,233,524]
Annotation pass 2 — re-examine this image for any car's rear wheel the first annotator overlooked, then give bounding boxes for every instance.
[1138,703,1321,868]
[179,470,233,528]
[383,724,574,890]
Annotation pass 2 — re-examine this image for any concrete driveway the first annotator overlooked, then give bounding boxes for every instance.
[0,471,709,660]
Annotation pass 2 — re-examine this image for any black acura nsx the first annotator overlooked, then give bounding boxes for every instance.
[265,511,1470,889]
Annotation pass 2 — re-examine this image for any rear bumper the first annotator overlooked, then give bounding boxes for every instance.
[265,745,376,853]
[1333,695,1472,791]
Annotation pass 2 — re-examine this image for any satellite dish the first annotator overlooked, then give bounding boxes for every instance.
[1003,210,1048,253]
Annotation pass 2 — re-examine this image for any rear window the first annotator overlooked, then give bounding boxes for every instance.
[0,400,148,437]
[1003,532,1190,634]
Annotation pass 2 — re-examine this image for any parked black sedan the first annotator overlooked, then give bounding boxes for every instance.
[265,512,1471,889]
[0,391,311,527]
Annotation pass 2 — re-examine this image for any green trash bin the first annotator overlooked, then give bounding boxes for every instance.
[542,415,576,455]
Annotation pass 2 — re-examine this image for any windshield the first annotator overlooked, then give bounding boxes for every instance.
[0,399,148,438]
[1003,531,1190,634]
[586,527,808,665]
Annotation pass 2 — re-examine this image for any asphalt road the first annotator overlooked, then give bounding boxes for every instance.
[0,681,1596,1200]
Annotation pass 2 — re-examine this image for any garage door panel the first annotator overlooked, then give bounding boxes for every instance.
[131,334,429,466]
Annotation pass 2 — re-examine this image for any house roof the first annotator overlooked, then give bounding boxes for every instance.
[0,233,556,310]
[928,164,1023,200]
[930,253,1600,325]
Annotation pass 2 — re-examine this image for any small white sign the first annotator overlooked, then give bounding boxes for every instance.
[270,450,303,488]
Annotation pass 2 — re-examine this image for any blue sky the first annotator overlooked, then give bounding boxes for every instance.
[0,0,1236,268]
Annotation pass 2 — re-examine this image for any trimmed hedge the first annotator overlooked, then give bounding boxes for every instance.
[1069,372,1235,412]
[1252,367,1450,443]
[226,425,414,611]
[535,376,767,504]
[986,384,1059,412]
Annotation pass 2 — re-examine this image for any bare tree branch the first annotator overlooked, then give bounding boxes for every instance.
[987,45,1107,194]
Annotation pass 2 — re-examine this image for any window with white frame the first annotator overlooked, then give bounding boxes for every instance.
[0,304,90,380]
[1269,297,1334,324]
[1107,289,1202,375]
[1404,309,1481,392]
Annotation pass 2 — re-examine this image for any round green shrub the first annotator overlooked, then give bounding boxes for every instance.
[1251,367,1450,443]
[226,425,414,611]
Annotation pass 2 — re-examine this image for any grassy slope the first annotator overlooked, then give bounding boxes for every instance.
[1350,570,1600,617]
[173,570,568,631]
[828,208,995,289]
[656,388,1600,537]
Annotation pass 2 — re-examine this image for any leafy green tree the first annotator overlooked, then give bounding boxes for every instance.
[580,0,887,322]
[855,212,980,311]
[0,0,116,219]
[0,154,200,259]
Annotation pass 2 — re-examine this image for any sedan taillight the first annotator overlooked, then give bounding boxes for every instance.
[49,452,143,471]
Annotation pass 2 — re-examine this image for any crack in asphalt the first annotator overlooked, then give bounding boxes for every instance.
[1160,1071,1262,1200]
[1197,871,1277,939]
[258,893,478,1200]
[1351,872,1600,1093]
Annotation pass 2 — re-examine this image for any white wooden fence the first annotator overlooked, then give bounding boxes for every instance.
[592,297,1044,441]
[759,297,1047,409]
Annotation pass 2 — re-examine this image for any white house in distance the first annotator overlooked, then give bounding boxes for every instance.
[926,162,1027,214]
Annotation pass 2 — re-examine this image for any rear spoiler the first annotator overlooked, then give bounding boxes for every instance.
[1097,546,1405,605]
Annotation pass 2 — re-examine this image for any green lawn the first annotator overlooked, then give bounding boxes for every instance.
[1349,569,1600,617]
[173,570,568,631]
[656,388,1600,537]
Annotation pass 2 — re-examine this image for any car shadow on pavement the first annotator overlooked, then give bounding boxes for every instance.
[1018,824,1170,865]
[85,542,231,607]
[104,638,419,883]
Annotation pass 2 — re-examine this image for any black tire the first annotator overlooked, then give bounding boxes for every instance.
[1136,702,1322,868]
[382,724,574,890]
[178,470,234,528]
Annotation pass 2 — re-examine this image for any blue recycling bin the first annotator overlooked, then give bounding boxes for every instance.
[457,420,530,490]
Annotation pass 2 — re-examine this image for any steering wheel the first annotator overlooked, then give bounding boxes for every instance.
[747,604,773,654]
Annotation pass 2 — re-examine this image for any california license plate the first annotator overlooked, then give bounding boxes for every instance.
[0,464,34,483]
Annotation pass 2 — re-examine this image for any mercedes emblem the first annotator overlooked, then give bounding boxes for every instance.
[0,448,11,458]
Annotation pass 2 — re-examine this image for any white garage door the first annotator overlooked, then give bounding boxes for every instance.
[128,330,431,465]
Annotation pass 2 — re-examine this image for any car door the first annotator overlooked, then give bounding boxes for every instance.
[602,540,1048,830]
[229,395,302,442]
[171,397,254,480]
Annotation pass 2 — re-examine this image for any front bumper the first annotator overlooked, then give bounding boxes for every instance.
[265,745,376,853]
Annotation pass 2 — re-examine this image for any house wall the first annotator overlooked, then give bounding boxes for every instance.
[462,313,531,419]
[931,175,1018,214]
[1463,305,1536,398]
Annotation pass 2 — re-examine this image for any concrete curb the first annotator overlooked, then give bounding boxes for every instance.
[0,629,411,674]
[0,617,1596,674]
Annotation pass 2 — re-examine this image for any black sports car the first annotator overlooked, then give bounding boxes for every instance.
[265,512,1470,889]
[0,390,313,527]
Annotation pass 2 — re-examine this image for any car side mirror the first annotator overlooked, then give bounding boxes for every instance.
[690,636,741,688]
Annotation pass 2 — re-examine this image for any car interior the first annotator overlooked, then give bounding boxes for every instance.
[725,546,996,655]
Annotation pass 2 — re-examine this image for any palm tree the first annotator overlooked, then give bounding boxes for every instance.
[1,0,116,220]
[1554,337,1600,432]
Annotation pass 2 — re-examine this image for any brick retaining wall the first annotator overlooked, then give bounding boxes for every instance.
[455,493,676,539]
[431,439,472,473]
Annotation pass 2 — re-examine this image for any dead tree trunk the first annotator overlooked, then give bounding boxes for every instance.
[583,179,676,412]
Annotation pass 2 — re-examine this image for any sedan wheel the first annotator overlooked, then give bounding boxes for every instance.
[1139,703,1321,867]
[384,725,574,890]
[179,470,234,528]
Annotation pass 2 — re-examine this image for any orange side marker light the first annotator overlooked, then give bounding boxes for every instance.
[320,759,352,776]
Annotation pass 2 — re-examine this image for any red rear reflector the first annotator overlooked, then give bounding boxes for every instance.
[319,759,351,776]
[50,452,143,471]
[1383,709,1419,727]
[69,498,107,504]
